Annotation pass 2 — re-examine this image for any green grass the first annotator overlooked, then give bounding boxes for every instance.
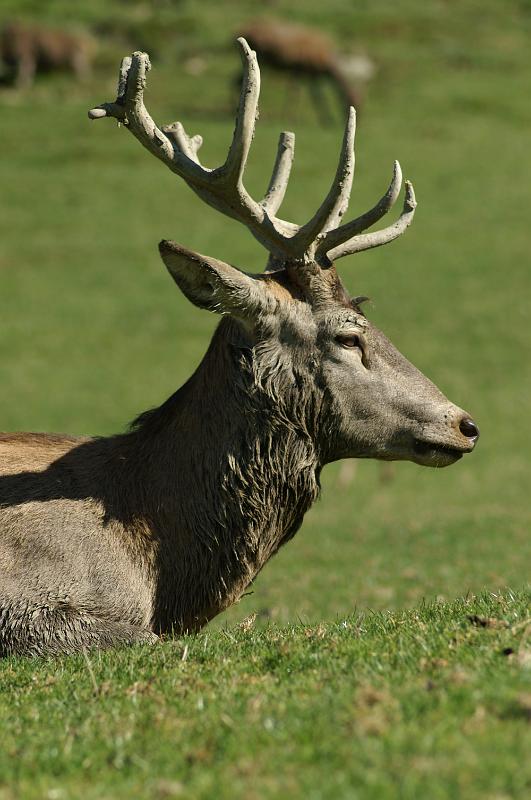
[0,0,530,796]
[0,590,530,799]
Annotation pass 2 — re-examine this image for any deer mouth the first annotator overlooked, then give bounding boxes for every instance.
[412,439,467,468]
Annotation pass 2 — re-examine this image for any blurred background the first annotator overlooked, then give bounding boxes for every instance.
[0,0,529,625]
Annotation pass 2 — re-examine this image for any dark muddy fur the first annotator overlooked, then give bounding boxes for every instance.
[0,314,320,654]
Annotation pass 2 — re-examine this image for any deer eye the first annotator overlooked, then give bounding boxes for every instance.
[336,334,362,350]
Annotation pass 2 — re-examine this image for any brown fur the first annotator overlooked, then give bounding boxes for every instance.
[0,433,84,474]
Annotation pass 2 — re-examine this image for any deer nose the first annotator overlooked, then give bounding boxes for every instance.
[459,417,480,441]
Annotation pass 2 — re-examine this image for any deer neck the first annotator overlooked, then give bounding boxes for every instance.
[127,318,321,632]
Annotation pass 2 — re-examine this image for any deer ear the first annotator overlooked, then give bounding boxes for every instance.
[159,240,272,320]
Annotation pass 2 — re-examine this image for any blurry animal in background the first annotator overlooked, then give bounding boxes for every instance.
[0,20,93,88]
[237,19,373,124]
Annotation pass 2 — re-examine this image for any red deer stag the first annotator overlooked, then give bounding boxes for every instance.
[238,19,363,124]
[0,40,479,656]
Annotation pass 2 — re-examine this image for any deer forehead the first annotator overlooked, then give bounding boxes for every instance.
[317,309,368,331]
[261,295,367,347]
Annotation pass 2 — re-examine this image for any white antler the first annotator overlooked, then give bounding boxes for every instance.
[89,39,416,267]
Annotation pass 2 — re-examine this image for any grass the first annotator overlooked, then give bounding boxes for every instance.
[0,590,530,799]
[0,0,530,796]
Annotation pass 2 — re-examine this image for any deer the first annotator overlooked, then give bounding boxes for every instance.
[0,39,479,657]
[236,19,363,125]
[0,20,92,89]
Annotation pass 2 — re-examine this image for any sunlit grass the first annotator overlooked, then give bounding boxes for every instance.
[1,590,530,799]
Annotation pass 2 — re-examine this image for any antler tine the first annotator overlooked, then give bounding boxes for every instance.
[221,38,261,186]
[89,51,207,184]
[87,56,129,121]
[316,160,403,258]
[326,180,417,261]
[88,40,302,258]
[162,122,203,165]
[293,107,356,257]
[89,40,415,268]
[261,131,295,214]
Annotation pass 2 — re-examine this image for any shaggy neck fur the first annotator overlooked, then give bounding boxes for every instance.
[114,317,322,633]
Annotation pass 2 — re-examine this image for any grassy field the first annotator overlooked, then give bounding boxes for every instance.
[0,0,530,796]
[0,590,530,800]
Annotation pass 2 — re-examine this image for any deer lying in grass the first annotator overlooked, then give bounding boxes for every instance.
[0,40,479,657]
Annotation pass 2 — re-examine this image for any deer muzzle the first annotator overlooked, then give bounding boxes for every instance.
[410,407,479,468]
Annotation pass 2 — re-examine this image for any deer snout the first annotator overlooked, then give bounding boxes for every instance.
[410,405,479,467]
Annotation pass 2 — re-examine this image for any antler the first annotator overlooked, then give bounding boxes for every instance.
[89,38,416,268]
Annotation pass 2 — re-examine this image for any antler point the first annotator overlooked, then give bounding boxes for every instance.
[404,180,417,207]
[88,107,107,120]
[236,37,252,56]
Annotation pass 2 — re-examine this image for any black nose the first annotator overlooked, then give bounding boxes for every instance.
[459,417,479,440]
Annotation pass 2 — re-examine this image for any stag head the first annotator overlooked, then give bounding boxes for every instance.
[90,39,478,468]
